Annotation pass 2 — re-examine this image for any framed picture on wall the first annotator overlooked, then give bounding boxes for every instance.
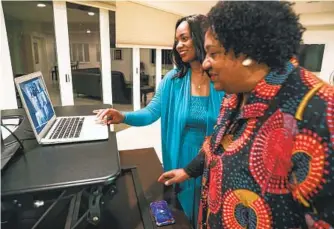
[114,49,122,60]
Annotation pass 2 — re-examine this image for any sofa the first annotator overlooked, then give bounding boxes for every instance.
[72,68,132,104]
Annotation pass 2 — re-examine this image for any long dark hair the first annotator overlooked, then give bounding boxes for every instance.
[172,14,208,78]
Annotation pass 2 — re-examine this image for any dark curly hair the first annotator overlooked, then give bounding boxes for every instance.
[172,14,209,78]
[207,1,305,69]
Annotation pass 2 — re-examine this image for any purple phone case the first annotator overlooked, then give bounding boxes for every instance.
[150,200,175,226]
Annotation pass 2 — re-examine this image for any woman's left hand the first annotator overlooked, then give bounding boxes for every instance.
[290,214,330,229]
[304,214,316,229]
[157,169,189,186]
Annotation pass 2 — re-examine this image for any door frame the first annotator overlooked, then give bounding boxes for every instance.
[53,1,74,106]
[132,47,141,111]
[99,8,112,105]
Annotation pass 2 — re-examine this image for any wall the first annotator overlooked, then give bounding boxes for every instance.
[300,12,334,27]
[22,21,51,81]
[110,48,174,84]
[5,18,135,83]
[5,19,56,85]
[110,48,132,82]
[68,32,101,69]
[302,28,334,83]
[300,9,334,83]
[116,1,180,47]
[45,34,57,77]
[140,49,154,75]
[5,19,137,84]
[139,49,173,85]
[140,49,154,85]
[5,19,24,75]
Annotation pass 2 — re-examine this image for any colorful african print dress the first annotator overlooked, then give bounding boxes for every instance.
[184,59,334,229]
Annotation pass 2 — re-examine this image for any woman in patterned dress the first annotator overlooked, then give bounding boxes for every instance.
[158,2,334,229]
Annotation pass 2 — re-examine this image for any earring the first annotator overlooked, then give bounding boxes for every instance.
[242,58,253,67]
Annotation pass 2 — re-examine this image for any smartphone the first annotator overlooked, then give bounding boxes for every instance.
[150,200,175,226]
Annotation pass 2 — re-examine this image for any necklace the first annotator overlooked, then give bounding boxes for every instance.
[196,76,207,89]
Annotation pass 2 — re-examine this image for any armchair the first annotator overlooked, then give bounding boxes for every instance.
[111,71,132,104]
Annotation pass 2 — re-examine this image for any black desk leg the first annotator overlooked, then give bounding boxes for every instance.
[72,190,83,226]
[68,187,104,229]
[86,186,103,225]
[71,210,89,229]
[65,190,83,229]
[31,190,67,229]
[64,195,77,229]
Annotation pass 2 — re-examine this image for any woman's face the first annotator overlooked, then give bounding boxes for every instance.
[175,21,196,63]
[202,29,262,94]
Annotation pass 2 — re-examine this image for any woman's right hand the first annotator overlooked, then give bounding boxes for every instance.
[158,169,190,186]
[93,108,125,125]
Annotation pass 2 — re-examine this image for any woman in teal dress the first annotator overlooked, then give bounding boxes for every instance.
[94,14,225,226]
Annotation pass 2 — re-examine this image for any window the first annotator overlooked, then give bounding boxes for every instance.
[298,44,325,72]
[151,49,173,65]
[70,43,90,62]
[114,49,122,60]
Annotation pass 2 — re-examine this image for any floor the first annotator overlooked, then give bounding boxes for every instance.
[46,82,154,132]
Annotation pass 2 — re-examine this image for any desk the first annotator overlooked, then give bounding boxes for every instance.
[140,86,155,106]
[118,148,191,229]
[1,105,191,229]
[1,105,119,196]
[124,83,155,106]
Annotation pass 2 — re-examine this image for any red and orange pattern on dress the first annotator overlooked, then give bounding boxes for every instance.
[197,60,334,229]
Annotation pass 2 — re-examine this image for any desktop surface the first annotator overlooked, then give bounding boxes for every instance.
[1,134,120,196]
[1,105,120,196]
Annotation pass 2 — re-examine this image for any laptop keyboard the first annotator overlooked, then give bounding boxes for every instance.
[49,117,84,139]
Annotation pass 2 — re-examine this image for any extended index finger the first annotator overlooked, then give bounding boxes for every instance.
[157,171,174,183]
[96,109,109,119]
[93,109,103,115]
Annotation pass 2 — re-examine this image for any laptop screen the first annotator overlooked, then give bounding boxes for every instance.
[18,76,55,134]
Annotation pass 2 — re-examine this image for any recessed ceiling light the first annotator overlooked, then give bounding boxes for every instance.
[86,29,91,34]
[88,12,95,16]
[37,3,46,8]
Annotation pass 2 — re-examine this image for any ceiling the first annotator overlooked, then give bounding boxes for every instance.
[132,1,334,16]
[2,1,104,23]
[130,1,217,17]
[3,1,334,24]
[292,1,334,14]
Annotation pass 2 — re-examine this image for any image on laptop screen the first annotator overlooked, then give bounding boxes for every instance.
[19,76,54,134]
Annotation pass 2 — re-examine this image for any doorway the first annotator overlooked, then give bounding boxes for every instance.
[32,36,49,84]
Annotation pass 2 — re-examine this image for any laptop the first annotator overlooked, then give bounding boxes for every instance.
[14,71,108,145]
